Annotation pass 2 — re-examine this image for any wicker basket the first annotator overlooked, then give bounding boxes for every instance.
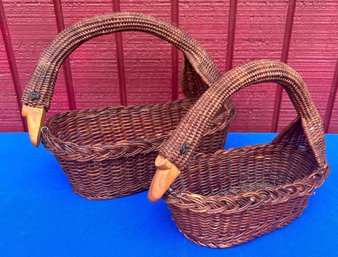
[21,12,235,200]
[149,60,329,248]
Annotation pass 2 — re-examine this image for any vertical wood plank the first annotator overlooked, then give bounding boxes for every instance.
[324,58,338,132]
[179,0,230,101]
[3,0,70,121]
[53,0,76,110]
[225,0,237,72]
[171,0,179,100]
[0,0,27,131]
[328,100,338,133]
[271,0,296,132]
[180,0,230,74]
[61,0,120,109]
[112,0,127,106]
[278,0,338,132]
[120,0,172,105]
[230,0,288,132]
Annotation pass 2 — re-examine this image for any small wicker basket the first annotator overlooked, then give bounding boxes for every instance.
[21,12,235,200]
[149,60,329,248]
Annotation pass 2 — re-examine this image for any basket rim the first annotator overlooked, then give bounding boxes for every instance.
[164,142,330,215]
[47,98,198,121]
[41,98,235,162]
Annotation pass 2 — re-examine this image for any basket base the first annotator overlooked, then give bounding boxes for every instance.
[170,195,308,248]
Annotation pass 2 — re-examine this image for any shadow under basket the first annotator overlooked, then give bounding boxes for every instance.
[164,142,328,248]
[41,98,234,200]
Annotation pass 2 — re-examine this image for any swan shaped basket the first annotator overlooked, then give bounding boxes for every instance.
[21,12,235,200]
[149,60,329,248]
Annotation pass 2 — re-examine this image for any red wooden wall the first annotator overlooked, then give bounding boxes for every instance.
[1,0,337,133]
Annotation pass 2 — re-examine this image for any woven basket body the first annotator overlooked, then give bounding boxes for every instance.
[167,143,318,247]
[156,60,329,248]
[42,99,231,199]
[21,13,235,200]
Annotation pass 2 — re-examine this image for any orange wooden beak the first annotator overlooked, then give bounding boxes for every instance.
[148,155,180,202]
[22,105,46,147]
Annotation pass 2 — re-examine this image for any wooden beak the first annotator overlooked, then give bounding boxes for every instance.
[148,155,180,202]
[22,105,46,147]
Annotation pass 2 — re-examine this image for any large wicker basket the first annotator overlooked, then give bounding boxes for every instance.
[21,12,235,200]
[149,60,329,247]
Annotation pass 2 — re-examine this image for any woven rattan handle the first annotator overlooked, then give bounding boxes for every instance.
[148,59,327,202]
[21,12,221,146]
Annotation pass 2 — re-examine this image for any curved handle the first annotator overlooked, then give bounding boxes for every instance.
[21,12,221,146]
[148,59,327,202]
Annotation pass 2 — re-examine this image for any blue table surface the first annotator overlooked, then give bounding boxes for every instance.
[0,132,337,257]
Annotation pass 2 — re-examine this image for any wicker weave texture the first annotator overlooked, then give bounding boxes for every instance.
[159,60,329,247]
[21,12,229,110]
[42,98,232,199]
[22,12,235,199]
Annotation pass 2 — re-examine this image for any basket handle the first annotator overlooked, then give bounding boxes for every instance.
[148,59,327,202]
[21,12,221,146]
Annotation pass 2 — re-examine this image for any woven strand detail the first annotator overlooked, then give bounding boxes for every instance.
[41,99,235,162]
[160,60,327,170]
[21,12,225,110]
[159,60,330,248]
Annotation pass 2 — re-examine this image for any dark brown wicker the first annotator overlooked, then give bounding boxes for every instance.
[156,60,330,248]
[21,12,235,200]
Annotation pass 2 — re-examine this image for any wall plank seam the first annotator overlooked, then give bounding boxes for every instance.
[53,0,76,110]
[271,0,297,132]
[0,0,27,131]
[225,0,237,72]
[324,58,338,132]
[171,0,179,100]
[112,0,127,106]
